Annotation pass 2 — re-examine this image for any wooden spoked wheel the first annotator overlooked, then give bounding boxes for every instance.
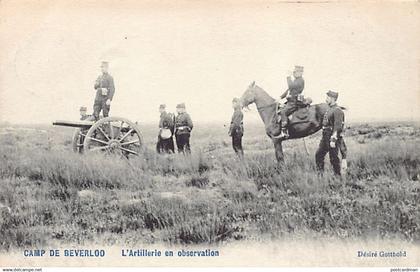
[83,117,143,156]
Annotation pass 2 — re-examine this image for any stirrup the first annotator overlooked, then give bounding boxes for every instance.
[279,129,289,139]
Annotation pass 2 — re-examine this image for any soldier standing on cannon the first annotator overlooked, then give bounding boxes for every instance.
[315,90,345,176]
[156,104,175,154]
[174,103,193,154]
[279,65,305,139]
[93,61,115,120]
[229,98,244,158]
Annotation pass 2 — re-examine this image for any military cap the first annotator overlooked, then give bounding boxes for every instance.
[176,103,186,109]
[100,61,109,67]
[159,104,166,109]
[79,106,87,111]
[232,97,240,103]
[326,90,339,99]
[294,65,304,72]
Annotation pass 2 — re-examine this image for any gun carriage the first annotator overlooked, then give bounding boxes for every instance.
[53,117,143,156]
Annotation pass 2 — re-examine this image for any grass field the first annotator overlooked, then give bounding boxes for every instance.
[0,121,419,251]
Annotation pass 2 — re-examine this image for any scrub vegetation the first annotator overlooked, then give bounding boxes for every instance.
[0,122,419,251]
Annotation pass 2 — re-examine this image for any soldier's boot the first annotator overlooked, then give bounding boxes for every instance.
[279,120,289,139]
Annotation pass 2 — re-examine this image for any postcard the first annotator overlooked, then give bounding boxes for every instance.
[0,0,419,270]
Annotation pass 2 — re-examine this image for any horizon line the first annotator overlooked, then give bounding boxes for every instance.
[1,118,419,127]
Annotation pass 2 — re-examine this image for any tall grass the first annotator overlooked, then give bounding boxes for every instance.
[0,124,419,250]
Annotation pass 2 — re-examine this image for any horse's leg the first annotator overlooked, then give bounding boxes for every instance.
[273,138,284,163]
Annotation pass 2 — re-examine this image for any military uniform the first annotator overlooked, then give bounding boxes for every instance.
[280,75,305,125]
[77,112,94,148]
[338,135,347,159]
[93,72,115,120]
[157,109,175,154]
[79,106,96,121]
[229,108,244,157]
[315,91,345,176]
[175,104,193,154]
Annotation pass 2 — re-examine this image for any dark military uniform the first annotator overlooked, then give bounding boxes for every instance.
[229,108,244,157]
[315,104,345,175]
[156,111,175,154]
[93,72,115,120]
[175,112,193,153]
[76,108,96,152]
[280,76,305,126]
[338,136,347,159]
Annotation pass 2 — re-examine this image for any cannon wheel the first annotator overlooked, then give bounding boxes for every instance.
[83,117,143,156]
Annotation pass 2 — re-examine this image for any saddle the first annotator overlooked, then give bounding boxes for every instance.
[276,97,313,125]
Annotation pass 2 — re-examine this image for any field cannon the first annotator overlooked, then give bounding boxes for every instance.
[53,117,143,156]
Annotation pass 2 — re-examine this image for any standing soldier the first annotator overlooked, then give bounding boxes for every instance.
[156,104,175,154]
[315,90,345,176]
[279,65,305,139]
[93,61,115,120]
[229,98,244,158]
[174,103,193,154]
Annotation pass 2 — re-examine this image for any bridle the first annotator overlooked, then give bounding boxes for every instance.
[244,85,277,111]
[256,102,277,111]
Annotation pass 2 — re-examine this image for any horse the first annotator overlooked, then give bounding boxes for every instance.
[239,81,330,162]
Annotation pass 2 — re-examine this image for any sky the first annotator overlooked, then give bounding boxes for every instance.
[0,1,419,125]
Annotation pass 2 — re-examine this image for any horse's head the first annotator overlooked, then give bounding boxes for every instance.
[239,81,257,109]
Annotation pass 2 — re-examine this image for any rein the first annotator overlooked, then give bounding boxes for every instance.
[256,102,277,111]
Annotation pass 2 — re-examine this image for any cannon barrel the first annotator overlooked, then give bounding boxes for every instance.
[53,120,94,128]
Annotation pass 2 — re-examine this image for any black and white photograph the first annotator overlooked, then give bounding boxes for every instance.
[0,0,419,270]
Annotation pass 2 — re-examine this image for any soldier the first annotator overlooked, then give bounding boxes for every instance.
[315,90,345,176]
[229,98,244,157]
[156,104,175,154]
[279,65,305,139]
[93,61,115,120]
[79,106,95,121]
[76,106,96,152]
[174,103,193,154]
[79,106,89,120]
